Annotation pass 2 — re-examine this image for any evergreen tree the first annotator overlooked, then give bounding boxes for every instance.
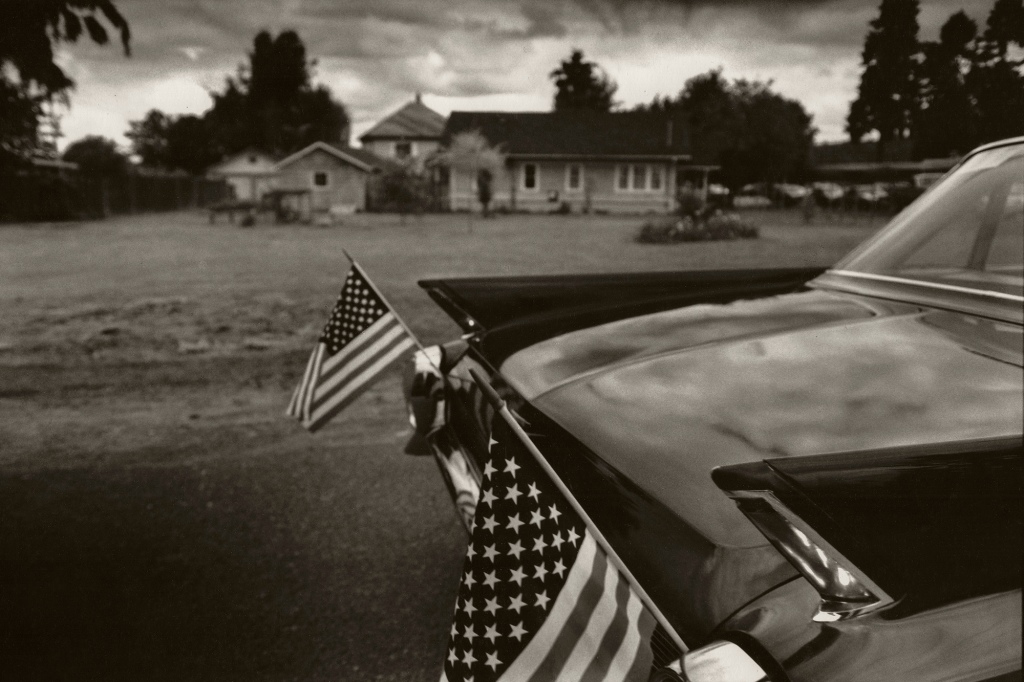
[916,11,978,157]
[847,0,921,156]
[204,30,350,157]
[550,50,618,112]
[968,0,1024,143]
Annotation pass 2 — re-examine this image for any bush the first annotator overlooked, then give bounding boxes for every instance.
[636,212,759,244]
[676,186,705,218]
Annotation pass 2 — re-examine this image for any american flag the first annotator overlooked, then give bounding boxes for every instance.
[441,415,658,682]
[287,263,416,432]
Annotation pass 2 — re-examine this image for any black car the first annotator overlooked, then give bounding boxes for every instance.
[403,137,1023,681]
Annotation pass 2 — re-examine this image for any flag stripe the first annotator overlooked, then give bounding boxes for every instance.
[578,562,633,682]
[525,537,608,682]
[301,344,326,421]
[318,313,397,376]
[620,594,658,682]
[310,331,413,417]
[286,383,300,417]
[559,549,624,682]
[312,321,406,403]
[304,335,415,431]
[287,346,320,418]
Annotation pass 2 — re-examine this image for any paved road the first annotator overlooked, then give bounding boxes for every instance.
[0,440,467,681]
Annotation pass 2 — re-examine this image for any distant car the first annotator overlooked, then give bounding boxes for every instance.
[404,138,1023,680]
[772,183,812,206]
[852,183,889,206]
[812,181,845,205]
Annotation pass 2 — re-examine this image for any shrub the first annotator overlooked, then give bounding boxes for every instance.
[636,212,758,244]
[676,186,705,218]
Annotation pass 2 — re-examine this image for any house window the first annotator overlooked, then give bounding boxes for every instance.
[522,163,539,191]
[616,164,663,192]
[617,165,630,190]
[566,164,583,191]
[312,171,330,188]
[395,141,412,159]
[632,164,647,191]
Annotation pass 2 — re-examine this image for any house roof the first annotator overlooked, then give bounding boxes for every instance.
[208,148,279,175]
[442,111,692,159]
[275,141,399,172]
[359,94,446,141]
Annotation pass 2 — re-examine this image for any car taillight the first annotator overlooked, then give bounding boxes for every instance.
[728,491,894,621]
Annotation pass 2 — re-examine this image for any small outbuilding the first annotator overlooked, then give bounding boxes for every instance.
[207,149,278,201]
[274,141,395,214]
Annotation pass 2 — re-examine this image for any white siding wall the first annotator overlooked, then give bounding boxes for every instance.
[449,160,675,214]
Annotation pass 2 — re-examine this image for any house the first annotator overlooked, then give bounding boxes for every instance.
[274,141,395,214]
[207,149,278,201]
[442,110,692,214]
[358,93,446,164]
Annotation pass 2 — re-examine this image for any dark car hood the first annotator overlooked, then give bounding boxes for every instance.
[505,288,1023,546]
[496,288,1023,634]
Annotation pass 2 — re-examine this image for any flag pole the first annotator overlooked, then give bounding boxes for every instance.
[469,368,688,656]
[340,249,428,354]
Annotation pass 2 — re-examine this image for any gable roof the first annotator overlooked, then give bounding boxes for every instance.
[442,111,691,159]
[208,148,279,175]
[360,95,447,141]
[275,141,398,172]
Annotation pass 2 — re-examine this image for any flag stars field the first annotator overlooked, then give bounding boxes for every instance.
[441,417,662,682]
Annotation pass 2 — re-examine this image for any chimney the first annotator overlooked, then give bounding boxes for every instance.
[415,92,422,104]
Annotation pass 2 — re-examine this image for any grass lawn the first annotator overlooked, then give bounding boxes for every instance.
[1,209,881,355]
[0,208,880,467]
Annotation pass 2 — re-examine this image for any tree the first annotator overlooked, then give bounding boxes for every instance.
[967,0,1024,144]
[847,0,921,155]
[62,135,126,176]
[126,110,170,167]
[634,70,815,190]
[205,30,350,157]
[0,1,130,96]
[127,110,219,173]
[0,79,41,166]
[916,11,979,157]
[437,130,506,227]
[550,49,617,112]
[0,1,130,167]
[126,29,350,172]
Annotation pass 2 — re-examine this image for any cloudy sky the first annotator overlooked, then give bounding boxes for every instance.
[55,0,995,149]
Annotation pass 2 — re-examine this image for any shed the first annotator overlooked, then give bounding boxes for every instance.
[207,149,278,201]
[274,142,395,214]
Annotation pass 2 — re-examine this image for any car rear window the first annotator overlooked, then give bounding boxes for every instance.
[834,143,1024,299]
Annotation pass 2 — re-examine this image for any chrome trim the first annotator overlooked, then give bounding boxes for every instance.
[681,641,769,682]
[828,270,1024,303]
[728,490,896,622]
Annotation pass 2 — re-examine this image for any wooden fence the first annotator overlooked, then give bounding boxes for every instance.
[0,167,229,223]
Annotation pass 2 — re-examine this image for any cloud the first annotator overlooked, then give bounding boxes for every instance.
[53,0,999,149]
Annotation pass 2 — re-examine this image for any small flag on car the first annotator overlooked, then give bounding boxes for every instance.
[440,392,672,682]
[287,258,418,432]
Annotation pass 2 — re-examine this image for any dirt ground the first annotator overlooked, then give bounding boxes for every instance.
[0,210,879,680]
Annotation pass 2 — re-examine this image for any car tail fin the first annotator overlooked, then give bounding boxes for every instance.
[713,436,1023,620]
